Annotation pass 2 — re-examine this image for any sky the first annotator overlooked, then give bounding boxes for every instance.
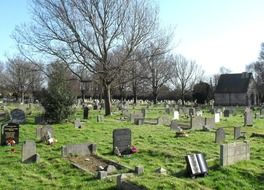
[0,0,264,76]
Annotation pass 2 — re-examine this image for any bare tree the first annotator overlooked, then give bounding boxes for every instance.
[14,0,160,115]
[3,57,44,103]
[170,55,203,105]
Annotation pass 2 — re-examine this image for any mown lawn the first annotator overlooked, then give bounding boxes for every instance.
[0,104,264,190]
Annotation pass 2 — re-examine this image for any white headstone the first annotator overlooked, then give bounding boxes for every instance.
[173,111,179,120]
[215,113,220,123]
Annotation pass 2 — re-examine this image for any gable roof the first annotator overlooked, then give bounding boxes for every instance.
[215,72,253,93]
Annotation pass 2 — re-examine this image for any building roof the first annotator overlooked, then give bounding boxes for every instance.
[215,72,253,93]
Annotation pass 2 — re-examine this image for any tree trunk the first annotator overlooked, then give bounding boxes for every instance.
[153,87,158,105]
[132,81,137,104]
[181,90,184,106]
[103,84,111,116]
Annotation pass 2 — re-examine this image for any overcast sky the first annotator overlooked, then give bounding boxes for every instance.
[0,0,264,76]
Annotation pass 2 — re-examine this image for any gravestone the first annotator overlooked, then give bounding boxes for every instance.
[141,108,146,118]
[234,127,245,140]
[215,128,225,144]
[83,106,89,119]
[1,123,19,145]
[215,113,220,123]
[97,115,103,122]
[129,113,144,123]
[205,117,215,129]
[62,143,96,157]
[173,111,179,120]
[244,109,253,126]
[36,125,53,142]
[74,119,82,128]
[190,116,204,130]
[113,128,131,155]
[157,116,171,126]
[34,115,46,125]
[134,118,144,125]
[185,153,208,178]
[223,110,229,117]
[21,140,40,163]
[10,109,25,124]
[196,110,203,117]
[220,141,250,166]
[189,108,195,116]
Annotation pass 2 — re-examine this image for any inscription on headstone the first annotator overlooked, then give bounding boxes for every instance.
[1,123,19,145]
[113,128,131,155]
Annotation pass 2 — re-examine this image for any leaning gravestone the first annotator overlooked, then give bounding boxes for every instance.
[1,122,19,145]
[10,109,26,124]
[21,140,40,163]
[36,125,53,142]
[234,127,245,140]
[215,128,225,144]
[185,153,208,178]
[113,128,131,155]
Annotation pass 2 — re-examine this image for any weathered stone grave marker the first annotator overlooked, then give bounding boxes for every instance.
[113,128,131,155]
[234,127,245,140]
[61,142,96,157]
[141,108,146,118]
[21,140,40,163]
[1,122,19,145]
[220,141,250,166]
[244,109,253,126]
[34,115,46,125]
[173,111,179,120]
[215,112,220,123]
[205,117,215,129]
[36,125,53,142]
[189,108,195,116]
[10,109,25,124]
[74,119,82,128]
[190,116,204,130]
[215,128,225,144]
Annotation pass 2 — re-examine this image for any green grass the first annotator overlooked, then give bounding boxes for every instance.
[0,104,264,189]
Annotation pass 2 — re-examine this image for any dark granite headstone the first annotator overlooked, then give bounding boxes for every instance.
[215,128,225,144]
[83,106,89,119]
[10,109,25,124]
[185,153,208,178]
[223,110,229,117]
[1,122,19,145]
[113,128,131,155]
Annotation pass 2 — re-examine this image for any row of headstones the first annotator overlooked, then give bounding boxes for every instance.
[215,127,246,144]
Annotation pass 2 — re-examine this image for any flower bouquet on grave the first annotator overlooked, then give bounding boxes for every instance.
[130,145,138,154]
[6,137,16,152]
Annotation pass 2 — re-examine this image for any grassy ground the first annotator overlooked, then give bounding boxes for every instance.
[0,104,264,190]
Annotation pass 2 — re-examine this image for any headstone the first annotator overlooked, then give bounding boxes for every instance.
[185,153,208,178]
[105,165,117,174]
[10,109,26,124]
[215,128,225,144]
[97,171,107,180]
[74,119,82,128]
[129,113,144,123]
[83,106,89,119]
[190,116,204,130]
[97,115,103,122]
[141,108,146,118]
[189,108,195,116]
[157,116,171,126]
[135,166,144,175]
[244,109,253,126]
[1,123,19,145]
[113,128,131,155]
[155,167,167,175]
[205,117,215,129]
[34,115,46,125]
[215,113,220,123]
[61,143,96,157]
[234,127,245,140]
[21,140,40,163]
[223,110,229,117]
[220,141,250,166]
[196,110,203,117]
[36,125,53,142]
[170,120,178,130]
[134,118,144,125]
[173,111,179,120]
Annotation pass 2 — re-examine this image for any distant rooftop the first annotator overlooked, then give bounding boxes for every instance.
[215,72,253,93]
